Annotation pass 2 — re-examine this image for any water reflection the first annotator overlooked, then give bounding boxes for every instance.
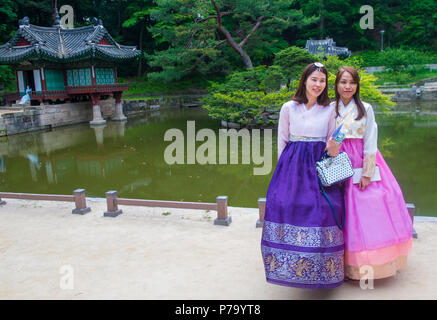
[375,101,437,116]
[91,124,106,150]
[0,156,5,173]
[0,105,436,216]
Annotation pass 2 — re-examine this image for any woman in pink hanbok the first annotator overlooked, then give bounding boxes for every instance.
[332,66,413,280]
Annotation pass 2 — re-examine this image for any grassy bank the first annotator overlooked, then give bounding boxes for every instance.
[374,68,437,86]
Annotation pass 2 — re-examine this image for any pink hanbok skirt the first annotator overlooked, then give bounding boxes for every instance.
[340,138,413,280]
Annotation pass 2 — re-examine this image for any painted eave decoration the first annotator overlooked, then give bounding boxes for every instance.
[0,16,142,64]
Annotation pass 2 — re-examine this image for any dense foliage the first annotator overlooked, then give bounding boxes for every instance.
[0,1,435,81]
[202,49,395,126]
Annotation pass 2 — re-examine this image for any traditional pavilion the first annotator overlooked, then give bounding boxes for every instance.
[0,14,141,124]
[305,38,351,57]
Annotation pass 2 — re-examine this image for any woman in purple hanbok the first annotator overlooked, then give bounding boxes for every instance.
[261,63,344,289]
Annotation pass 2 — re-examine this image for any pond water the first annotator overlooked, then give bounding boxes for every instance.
[1,102,436,216]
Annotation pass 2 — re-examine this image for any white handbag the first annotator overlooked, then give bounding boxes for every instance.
[316,151,354,187]
[352,167,381,184]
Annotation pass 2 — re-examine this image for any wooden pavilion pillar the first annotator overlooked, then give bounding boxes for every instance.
[112,92,127,121]
[89,93,106,125]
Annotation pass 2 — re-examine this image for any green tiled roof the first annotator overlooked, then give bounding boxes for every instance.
[0,18,141,64]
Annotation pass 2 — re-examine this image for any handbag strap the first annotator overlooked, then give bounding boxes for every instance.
[337,102,356,124]
[317,176,346,230]
[321,150,328,159]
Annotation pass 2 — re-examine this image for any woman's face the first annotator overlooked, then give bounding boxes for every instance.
[337,71,357,101]
[305,70,326,100]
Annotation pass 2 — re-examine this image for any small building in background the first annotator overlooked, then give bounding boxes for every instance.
[305,38,351,58]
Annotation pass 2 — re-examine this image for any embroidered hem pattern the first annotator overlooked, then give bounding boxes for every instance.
[261,221,344,287]
[261,246,344,286]
[262,221,343,248]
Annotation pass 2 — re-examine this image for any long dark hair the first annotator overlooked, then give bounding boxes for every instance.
[292,63,330,106]
[334,66,366,120]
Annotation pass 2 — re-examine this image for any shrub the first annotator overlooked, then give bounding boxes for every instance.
[202,49,395,126]
[357,48,437,69]
[273,46,316,84]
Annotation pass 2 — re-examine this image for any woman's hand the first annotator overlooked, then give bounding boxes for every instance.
[359,176,371,190]
[325,138,341,157]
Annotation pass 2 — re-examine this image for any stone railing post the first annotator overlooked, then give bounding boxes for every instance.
[104,191,122,217]
[256,198,266,228]
[406,203,418,239]
[72,189,91,215]
[214,196,231,226]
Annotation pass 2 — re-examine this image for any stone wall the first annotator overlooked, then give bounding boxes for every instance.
[381,87,437,102]
[0,98,115,137]
[122,94,205,116]
[0,94,205,137]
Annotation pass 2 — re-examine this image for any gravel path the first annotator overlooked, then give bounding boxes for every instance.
[0,198,435,300]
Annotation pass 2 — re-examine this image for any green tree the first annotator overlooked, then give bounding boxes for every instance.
[295,0,359,48]
[122,0,156,77]
[322,55,395,112]
[147,0,314,82]
[0,0,17,44]
[0,66,15,93]
[203,53,394,126]
[273,46,316,86]
[15,0,53,26]
[379,48,430,75]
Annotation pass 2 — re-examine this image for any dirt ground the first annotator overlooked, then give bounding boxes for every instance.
[0,198,436,300]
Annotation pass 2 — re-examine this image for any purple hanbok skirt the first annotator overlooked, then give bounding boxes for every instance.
[261,139,345,289]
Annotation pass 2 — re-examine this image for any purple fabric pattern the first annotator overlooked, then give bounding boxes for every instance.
[261,140,345,289]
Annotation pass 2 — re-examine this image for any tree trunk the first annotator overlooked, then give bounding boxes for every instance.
[240,50,253,69]
[137,22,145,78]
[212,1,254,69]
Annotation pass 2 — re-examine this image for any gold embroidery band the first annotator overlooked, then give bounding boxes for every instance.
[362,153,376,177]
[262,221,344,248]
[290,135,326,142]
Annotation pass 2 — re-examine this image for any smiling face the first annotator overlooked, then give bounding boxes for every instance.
[305,70,327,100]
[337,71,357,102]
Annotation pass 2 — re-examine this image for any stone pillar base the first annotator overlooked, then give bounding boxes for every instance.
[112,102,127,121]
[215,195,231,226]
[72,207,91,215]
[257,197,266,228]
[104,191,122,217]
[104,209,123,217]
[90,96,106,125]
[72,188,91,215]
[214,216,232,226]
